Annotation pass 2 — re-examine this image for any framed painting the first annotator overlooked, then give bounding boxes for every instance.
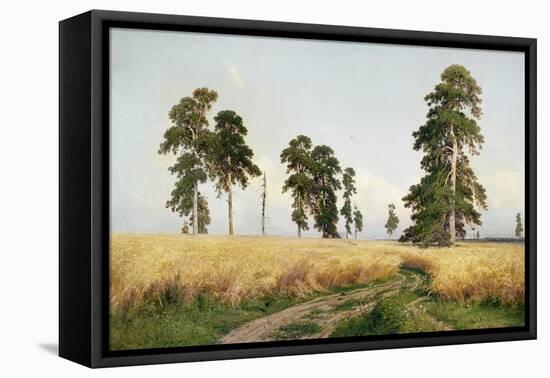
[59,10,536,368]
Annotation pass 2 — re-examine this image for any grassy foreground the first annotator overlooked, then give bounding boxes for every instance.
[110,234,524,350]
[331,288,524,338]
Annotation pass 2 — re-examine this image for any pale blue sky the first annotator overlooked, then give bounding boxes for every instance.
[110,28,525,239]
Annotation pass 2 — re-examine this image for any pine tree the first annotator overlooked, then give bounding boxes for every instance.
[311,145,342,238]
[159,88,218,235]
[340,168,357,239]
[208,110,261,235]
[400,65,487,247]
[385,204,399,239]
[281,135,314,237]
[515,213,524,239]
[353,205,364,240]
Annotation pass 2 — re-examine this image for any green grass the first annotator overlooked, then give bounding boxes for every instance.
[110,294,302,350]
[330,290,525,338]
[110,276,393,350]
[423,299,525,329]
[110,268,525,350]
[331,292,406,337]
[270,321,322,340]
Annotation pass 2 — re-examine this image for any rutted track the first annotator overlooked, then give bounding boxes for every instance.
[221,270,427,344]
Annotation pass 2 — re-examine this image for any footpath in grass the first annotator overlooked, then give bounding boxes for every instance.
[330,288,524,338]
[110,268,524,350]
[110,294,306,350]
[110,277,394,350]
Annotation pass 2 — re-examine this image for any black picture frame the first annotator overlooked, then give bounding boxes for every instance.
[59,9,537,368]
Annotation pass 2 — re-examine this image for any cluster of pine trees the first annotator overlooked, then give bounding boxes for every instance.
[160,65,523,246]
[159,88,261,236]
[159,94,375,240]
[279,135,406,239]
[280,135,365,239]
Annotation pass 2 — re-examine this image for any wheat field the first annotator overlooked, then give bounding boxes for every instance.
[110,234,524,311]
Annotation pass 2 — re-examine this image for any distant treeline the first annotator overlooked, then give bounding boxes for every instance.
[463,238,525,243]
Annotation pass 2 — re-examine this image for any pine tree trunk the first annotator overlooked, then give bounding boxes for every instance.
[321,177,326,238]
[227,173,234,236]
[449,124,457,245]
[297,195,302,238]
[192,180,198,235]
[191,127,199,236]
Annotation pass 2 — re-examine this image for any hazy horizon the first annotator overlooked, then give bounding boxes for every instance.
[110,28,525,239]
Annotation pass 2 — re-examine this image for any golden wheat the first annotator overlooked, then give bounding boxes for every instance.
[110,234,524,310]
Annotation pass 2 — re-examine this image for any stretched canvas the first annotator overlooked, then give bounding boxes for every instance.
[109,27,526,351]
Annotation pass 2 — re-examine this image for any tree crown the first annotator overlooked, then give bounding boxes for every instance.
[353,206,364,233]
[209,110,261,194]
[159,87,218,155]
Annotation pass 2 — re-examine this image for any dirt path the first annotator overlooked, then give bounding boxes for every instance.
[221,271,422,344]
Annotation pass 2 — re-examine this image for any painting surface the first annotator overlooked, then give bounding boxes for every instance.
[109,28,525,351]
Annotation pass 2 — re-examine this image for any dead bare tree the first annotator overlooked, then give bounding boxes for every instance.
[261,172,267,236]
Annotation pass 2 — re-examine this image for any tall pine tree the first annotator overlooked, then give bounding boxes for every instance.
[400,65,487,246]
[208,110,261,235]
[340,167,357,239]
[159,88,218,235]
[311,145,341,238]
[281,135,314,237]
